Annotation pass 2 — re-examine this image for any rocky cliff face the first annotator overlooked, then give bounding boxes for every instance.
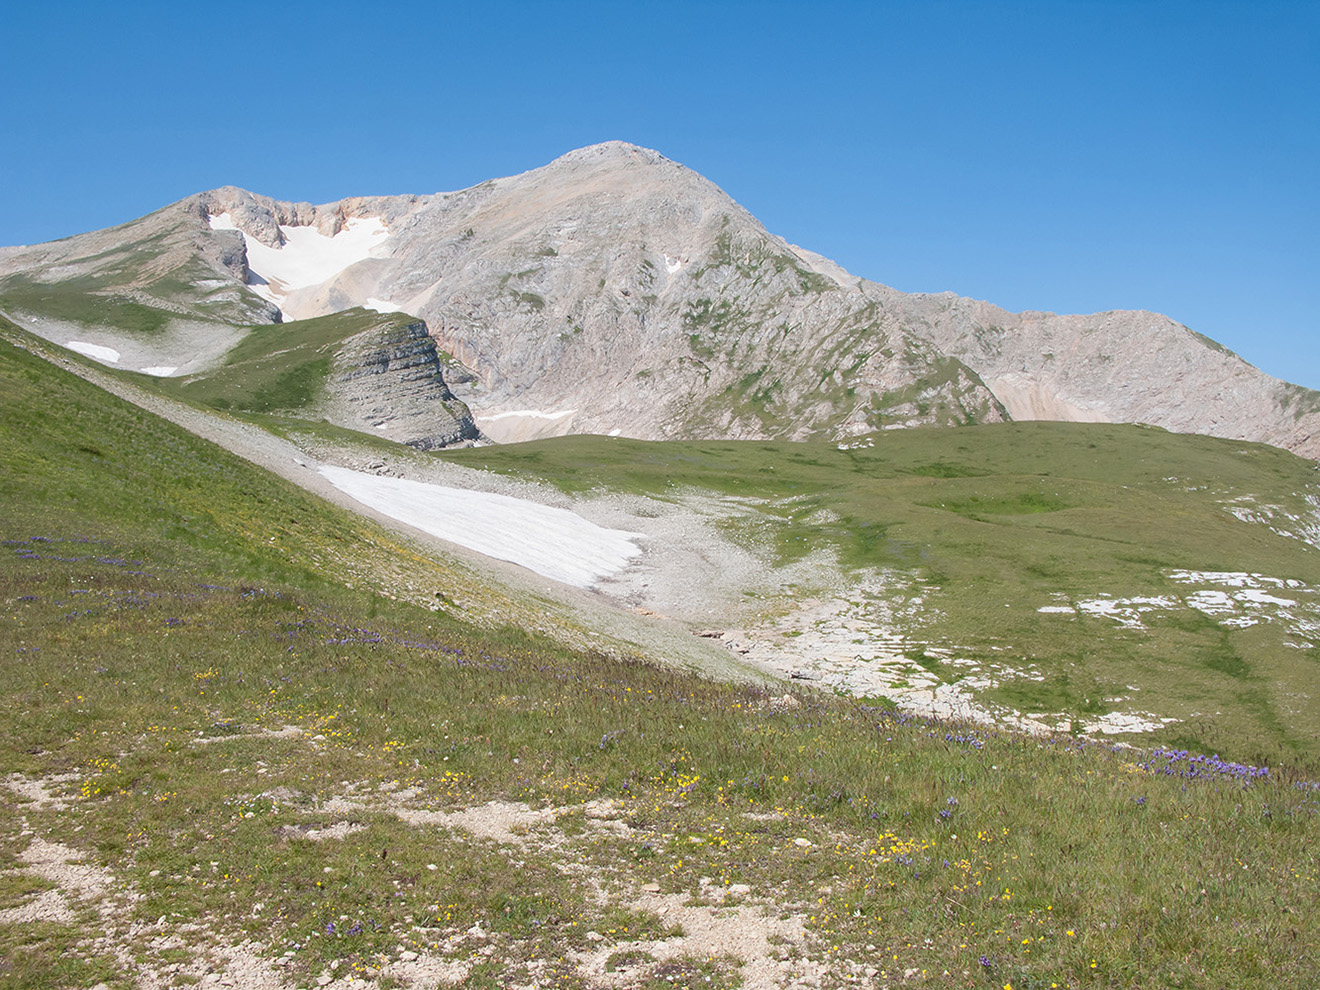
[3,141,1318,457]
[326,319,481,450]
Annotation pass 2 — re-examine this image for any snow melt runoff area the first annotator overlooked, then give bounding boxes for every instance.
[207,212,389,306]
[317,466,642,588]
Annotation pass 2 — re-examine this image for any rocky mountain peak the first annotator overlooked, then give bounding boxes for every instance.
[2,143,1317,458]
[547,140,677,168]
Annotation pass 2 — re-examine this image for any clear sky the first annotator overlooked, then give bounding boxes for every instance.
[3,0,1316,388]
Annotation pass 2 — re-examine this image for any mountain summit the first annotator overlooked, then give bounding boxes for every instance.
[2,142,1317,455]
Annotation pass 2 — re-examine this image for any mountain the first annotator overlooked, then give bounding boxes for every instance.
[1,140,1317,456]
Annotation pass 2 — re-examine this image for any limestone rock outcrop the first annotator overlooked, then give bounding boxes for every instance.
[326,319,480,450]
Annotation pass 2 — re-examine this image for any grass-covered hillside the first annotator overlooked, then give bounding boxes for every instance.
[152,309,418,415]
[2,297,1319,990]
[439,429,1320,768]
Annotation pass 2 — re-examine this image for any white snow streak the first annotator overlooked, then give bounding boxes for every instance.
[141,366,178,377]
[317,466,642,588]
[65,341,120,363]
[479,409,577,423]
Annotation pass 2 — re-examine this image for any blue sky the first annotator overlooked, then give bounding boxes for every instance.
[3,0,1316,388]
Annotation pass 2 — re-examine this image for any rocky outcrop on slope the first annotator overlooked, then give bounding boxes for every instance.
[325,319,481,450]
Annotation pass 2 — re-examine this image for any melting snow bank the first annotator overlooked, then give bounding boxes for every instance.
[66,341,120,363]
[208,212,389,308]
[317,466,642,588]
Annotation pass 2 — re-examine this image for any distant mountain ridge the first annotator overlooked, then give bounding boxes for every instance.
[2,141,1317,456]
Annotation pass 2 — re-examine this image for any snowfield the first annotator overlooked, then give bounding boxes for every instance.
[317,466,642,588]
[208,213,389,307]
[65,341,120,363]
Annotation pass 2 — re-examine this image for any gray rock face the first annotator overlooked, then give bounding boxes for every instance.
[902,297,1320,456]
[326,319,481,450]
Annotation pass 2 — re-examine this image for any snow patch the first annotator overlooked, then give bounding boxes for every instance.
[365,297,406,314]
[479,409,577,423]
[317,466,641,588]
[208,212,389,303]
[140,366,178,377]
[65,341,120,363]
[663,253,684,275]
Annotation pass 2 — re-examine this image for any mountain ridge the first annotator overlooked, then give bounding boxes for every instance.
[1,140,1316,456]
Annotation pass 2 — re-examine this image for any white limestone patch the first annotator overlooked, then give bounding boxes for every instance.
[1167,569,1302,589]
[65,340,120,363]
[317,465,642,588]
[837,436,876,451]
[1219,492,1320,551]
[280,821,365,842]
[1082,711,1180,735]
[1074,596,1179,630]
[1185,590,1236,615]
[1041,570,1318,639]
[712,570,1059,735]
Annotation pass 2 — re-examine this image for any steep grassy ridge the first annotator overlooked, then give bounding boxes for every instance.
[440,429,1320,766]
[152,309,411,414]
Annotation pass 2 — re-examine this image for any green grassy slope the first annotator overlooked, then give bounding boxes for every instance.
[1,324,1319,989]
[439,429,1320,766]
[151,308,411,414]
